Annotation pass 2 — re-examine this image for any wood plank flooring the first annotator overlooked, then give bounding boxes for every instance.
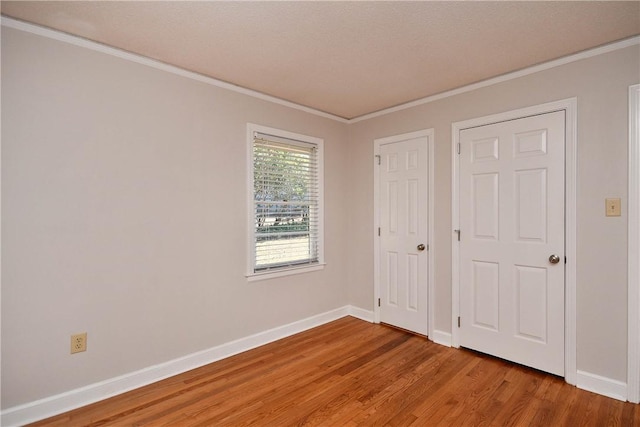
[29,317,640,426]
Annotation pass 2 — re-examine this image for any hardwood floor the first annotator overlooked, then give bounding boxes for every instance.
[30,317,639,426]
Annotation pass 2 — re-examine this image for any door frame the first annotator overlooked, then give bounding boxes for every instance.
[628,84,640,403]
[451,98,577,384]
[374,129,435,337]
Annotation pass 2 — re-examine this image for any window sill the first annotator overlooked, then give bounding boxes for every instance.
[246,263,326,282]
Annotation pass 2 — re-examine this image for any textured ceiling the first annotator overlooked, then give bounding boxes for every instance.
[2,1,639,119]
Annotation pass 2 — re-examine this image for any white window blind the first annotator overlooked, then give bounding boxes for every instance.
[252,131,320,272]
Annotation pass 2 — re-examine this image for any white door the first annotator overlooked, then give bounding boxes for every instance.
[458,111,565,376]
[379,135,429,335]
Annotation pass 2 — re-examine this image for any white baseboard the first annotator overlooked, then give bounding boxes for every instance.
[576,370,627,401]
[348,305,374,322]
[1,305,358,427]
[430,329,452,347]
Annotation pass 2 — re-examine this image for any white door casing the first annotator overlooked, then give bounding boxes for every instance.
[458,111,565,375]
[374,130,434,337]
[628,84,640,403]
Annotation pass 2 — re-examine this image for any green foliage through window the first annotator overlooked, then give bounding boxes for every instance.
[252,134,319,271]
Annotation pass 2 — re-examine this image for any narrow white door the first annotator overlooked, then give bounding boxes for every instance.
[379,135,429,335]
[459,111,565,376]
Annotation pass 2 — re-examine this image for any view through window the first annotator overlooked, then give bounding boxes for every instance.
[249,125,323,276]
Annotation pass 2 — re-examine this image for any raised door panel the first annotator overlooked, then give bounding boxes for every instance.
[472,173,499,240]
[514,265,548,343]
[515,169,547,243]
[386,251,398,306]
[472,261,500,331]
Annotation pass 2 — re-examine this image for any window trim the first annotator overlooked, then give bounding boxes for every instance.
[246,123,325,281]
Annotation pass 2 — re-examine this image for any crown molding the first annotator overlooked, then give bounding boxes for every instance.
[350,35,640,123]
[0,16,350,124]
[2,16,639,125]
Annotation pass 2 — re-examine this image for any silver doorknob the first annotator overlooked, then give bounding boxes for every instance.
[549,254,560,264]
[417,244,426,251]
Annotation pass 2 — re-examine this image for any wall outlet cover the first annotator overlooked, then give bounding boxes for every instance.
[71,333,87,354]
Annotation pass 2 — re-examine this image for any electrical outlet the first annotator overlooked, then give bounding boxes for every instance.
[71,333,87,354]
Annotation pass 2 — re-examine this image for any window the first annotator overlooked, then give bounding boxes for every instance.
[247,124,324,279]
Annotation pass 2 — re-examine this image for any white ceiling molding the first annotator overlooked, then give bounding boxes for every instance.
[2,16,639,125]
[351,35,640,124]
[2,2,638,119]
[0,17,350,124]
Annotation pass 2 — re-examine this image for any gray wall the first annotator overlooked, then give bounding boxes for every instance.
[347,45,640,383]
[2,24,638,410]
[1,27,350,408]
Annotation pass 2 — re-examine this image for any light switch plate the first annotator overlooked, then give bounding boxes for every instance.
[606,198,621,216]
